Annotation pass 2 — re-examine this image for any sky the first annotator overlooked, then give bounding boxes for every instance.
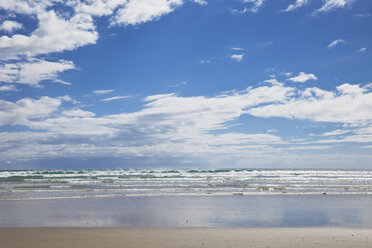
[0,0,372,170]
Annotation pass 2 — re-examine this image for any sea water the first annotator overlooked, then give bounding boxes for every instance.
[0,169,371,200]
[1,169,372,227]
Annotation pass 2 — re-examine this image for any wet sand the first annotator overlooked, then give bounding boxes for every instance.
[0,227,371,248]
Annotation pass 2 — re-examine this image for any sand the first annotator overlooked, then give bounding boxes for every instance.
[0,227,370,248]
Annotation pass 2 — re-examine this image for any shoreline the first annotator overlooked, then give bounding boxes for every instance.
[0,227,371,248]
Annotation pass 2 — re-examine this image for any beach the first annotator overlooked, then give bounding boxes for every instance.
[1,170,372,247]
[1,227,371,248]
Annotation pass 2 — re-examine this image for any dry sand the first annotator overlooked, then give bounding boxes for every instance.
[0,227,370,248]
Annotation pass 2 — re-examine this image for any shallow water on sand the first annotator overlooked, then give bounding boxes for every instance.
[1,195,372,227]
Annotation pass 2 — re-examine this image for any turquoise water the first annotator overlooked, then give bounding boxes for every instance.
[1,169,372,200]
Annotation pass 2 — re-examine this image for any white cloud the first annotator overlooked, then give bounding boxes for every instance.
[243,0,265,13]
[54,79,72,86]
[0,59,75,86]
[1,82,372,167]
[199,59,212,64]
[93,89,114,95]
[264,79,283,86]
[0,20,23,33]
[192,0,207,5]
[101,95,131,101]
[68,0,127,17]
[282,0,309,12]
[0,10,98,60]
[231,47,244,51]
[317,0,354,13]
[0,85,17,91]
[355,14,370,18]
[356,47,367,52]
[320,129,352,136]
[230,54,244,62]
[327,39,346,49]
[281,72,292,77]
[0,63,18,82]
[287,72,317,83]
[231,0,264,14]
[0,96,64,126]
[171,81,188,87]
[62,109,96,118]
[247,83,372,124]
[0,0,54,15]
[111,0,183,26]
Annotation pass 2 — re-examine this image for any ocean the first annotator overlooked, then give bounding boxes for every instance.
[1,169,371,200]
[1,169,372,227]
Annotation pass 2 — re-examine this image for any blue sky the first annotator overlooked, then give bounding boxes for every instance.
[0,0,371,169]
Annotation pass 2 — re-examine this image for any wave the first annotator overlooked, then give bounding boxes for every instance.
[1,169,372,200]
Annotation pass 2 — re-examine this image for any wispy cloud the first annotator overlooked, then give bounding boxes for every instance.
[287,72,317,83]
[282,0,309,12]
[230,47,244,51]
[244,0,265,13]
[171,81,188,87]
[316,0,354,13]
[327,39,346,49]
[356,47,367,53]
[93,89,114,95]
[355,14,371,18]
[231,0,265,14]
[54,79,72,86]
[101,95,131,101]
[281,72,293,77]
[199,59,212,64]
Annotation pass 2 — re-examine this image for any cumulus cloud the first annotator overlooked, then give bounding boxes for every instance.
[287,72,317,83]
[0,10,98,60]
[111,0,183,26]
[282,0,309,12]
[356,47,367,52]
[0,0,53,15]
[327,39,346,49]
[0,59,75,86]
[0,20,23,33]
[230,54,244,62]
[0,96,64,126]
[68,0,127,17]
[247,83,372,124]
